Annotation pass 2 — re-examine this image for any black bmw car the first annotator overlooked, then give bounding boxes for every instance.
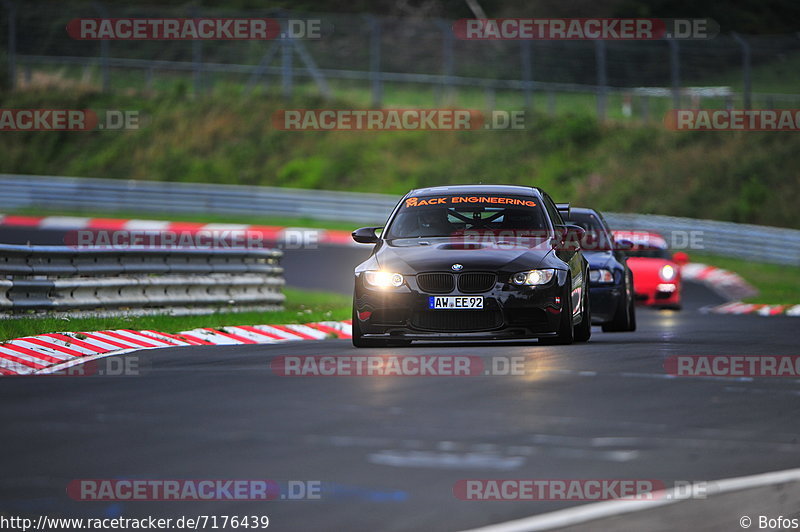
[351,185,591,347]
[563,207,636,332]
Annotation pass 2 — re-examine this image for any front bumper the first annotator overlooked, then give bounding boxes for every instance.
[354,271,568,340]
[635,281,681,307]
[588,284,624,324]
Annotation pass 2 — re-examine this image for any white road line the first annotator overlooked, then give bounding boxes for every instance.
[458,467,800,532]
[368,450,525,470]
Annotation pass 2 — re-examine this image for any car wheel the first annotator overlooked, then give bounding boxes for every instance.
[602,274,635,332]
[626,295,637,331]
[540,276,574,345]
[574,283,591,343]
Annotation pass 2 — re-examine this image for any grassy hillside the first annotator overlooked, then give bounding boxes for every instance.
[1,86,798,228]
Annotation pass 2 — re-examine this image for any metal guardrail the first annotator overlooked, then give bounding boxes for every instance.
[1,174,799,266]
[0,174,397,224]
[0,244,285,311]
[602,212,800,266]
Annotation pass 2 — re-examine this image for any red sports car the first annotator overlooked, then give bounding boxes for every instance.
[612,231,687,310]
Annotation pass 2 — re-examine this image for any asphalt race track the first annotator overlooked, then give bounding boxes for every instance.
[1,228,799,531]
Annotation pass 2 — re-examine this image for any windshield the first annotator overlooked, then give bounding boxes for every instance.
[384,194,549,240]
[626,246,671,259]
[564,211,612,251]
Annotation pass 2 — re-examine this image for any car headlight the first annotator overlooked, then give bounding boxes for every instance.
[589,268,614,284]
[660,264,676,281]
[364,271,404,288]
[510,269,556,286]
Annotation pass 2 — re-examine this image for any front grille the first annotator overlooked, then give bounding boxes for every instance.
[458,272,496,293]
[417,273,454,293]
[411,310,503,331]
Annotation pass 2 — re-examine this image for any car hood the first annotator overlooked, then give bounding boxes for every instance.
[374,238,559,273]
[582,250,614,269]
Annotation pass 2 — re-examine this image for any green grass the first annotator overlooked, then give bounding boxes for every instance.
[1,88,799,229]
[689,253,800,304]
[0,287,352,342]
[1,84,800,230]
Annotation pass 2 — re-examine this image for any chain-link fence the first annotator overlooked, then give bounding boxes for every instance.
[2,2,800,120]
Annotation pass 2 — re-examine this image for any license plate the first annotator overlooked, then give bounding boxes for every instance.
[428,296,484,309]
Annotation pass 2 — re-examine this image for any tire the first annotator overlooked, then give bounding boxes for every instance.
[602,294,631,332]
[574,283,591,343]
[540,276,575,345]
[602,273,635,332]
[626,296,637,331]
[352,306,411,348]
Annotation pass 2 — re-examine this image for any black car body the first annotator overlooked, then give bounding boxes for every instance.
[563,208,636,332]
[351,185,591,346]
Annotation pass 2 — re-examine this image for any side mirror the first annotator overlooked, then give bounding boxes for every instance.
[615,238,635,251]
[672,251,689,266]
[555,224,585,251]
[352,227,381,244]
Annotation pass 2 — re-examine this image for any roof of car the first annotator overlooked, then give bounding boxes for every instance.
[613,230,668,248]
[565,207,599,216]
[408,185,540,197]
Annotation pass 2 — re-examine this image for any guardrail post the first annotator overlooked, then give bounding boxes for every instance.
[485,86,495,110]
[281,20,293,100]
[289,38,331,99]
[435,20,455,105]
[367,16,382,108]
[191,6,203,97]
[732,32,751,110]
[92,2,110,92]
[641,95,650,123]
[244,42,279,94]
[668,38,680,108]
[521,39,533,109]
[594,39,608,121]
[2,0,16,90]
